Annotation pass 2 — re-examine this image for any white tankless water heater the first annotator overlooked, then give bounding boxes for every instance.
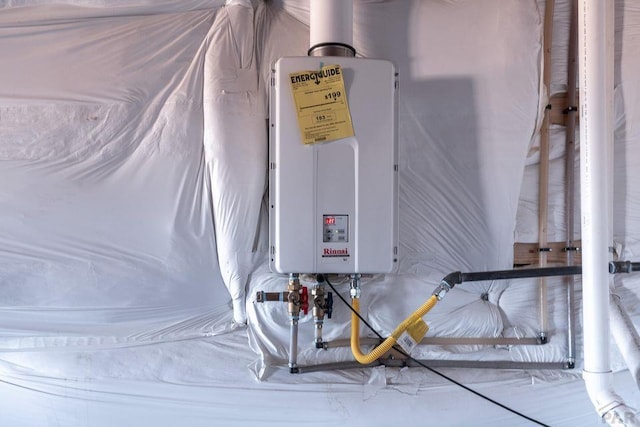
[269,56,398,274]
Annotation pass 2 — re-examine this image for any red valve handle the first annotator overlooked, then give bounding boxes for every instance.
[300,286,309,316]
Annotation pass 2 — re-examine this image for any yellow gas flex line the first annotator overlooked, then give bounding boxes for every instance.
[350,295,439,364]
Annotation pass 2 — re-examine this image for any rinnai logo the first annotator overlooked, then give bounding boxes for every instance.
[322,248,349,257]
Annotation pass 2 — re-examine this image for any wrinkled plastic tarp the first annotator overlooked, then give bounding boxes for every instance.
[0,6,232,348]
[2,1,640,426]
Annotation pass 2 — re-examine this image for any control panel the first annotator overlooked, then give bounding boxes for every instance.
[323,215,348,243]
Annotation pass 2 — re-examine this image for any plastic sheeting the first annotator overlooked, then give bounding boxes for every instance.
[5,331,638,427]
[204,0,266,324]
[3,1,640,426]
[0,6,233,348]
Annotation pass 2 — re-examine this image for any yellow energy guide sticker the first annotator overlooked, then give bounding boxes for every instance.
[289,64,355,145]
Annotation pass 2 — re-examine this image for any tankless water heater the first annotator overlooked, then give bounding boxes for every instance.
[269,56,398,274]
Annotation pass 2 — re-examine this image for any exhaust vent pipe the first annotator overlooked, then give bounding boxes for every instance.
[308,0,355,57]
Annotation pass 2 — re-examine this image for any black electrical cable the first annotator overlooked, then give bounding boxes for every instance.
[325,277,550,427]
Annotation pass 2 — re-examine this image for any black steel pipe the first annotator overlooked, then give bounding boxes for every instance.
[461,266,583,283]
[439,261,640,292]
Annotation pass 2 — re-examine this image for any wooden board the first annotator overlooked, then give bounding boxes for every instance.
[549,91,579,126]
[514,241,582,266]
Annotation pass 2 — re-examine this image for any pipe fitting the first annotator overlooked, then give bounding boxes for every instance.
[433,280,453,301]
[583,371,640,426]
[287,289,300,317]
[287,274,301,317]
[312,285,325,318]
[308,43,355,57]
[608,260,640,274]
[312,284,326,347]
[433,272,462,300]
[609,261,632,274]
[350,286,361,299]
[538,332,548,345]
[583,371,628,419]
[349,274,361,299]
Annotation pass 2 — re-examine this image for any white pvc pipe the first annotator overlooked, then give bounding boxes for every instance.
[579,0,639,424]
[309,0,353,48]
[610,294,640,387]
[578,0,613,377]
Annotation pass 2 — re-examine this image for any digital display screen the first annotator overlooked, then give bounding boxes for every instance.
[324,216,336,225]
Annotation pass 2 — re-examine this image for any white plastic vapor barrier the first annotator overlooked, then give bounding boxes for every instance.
[1,1,640,426]
[0,7,234,348]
